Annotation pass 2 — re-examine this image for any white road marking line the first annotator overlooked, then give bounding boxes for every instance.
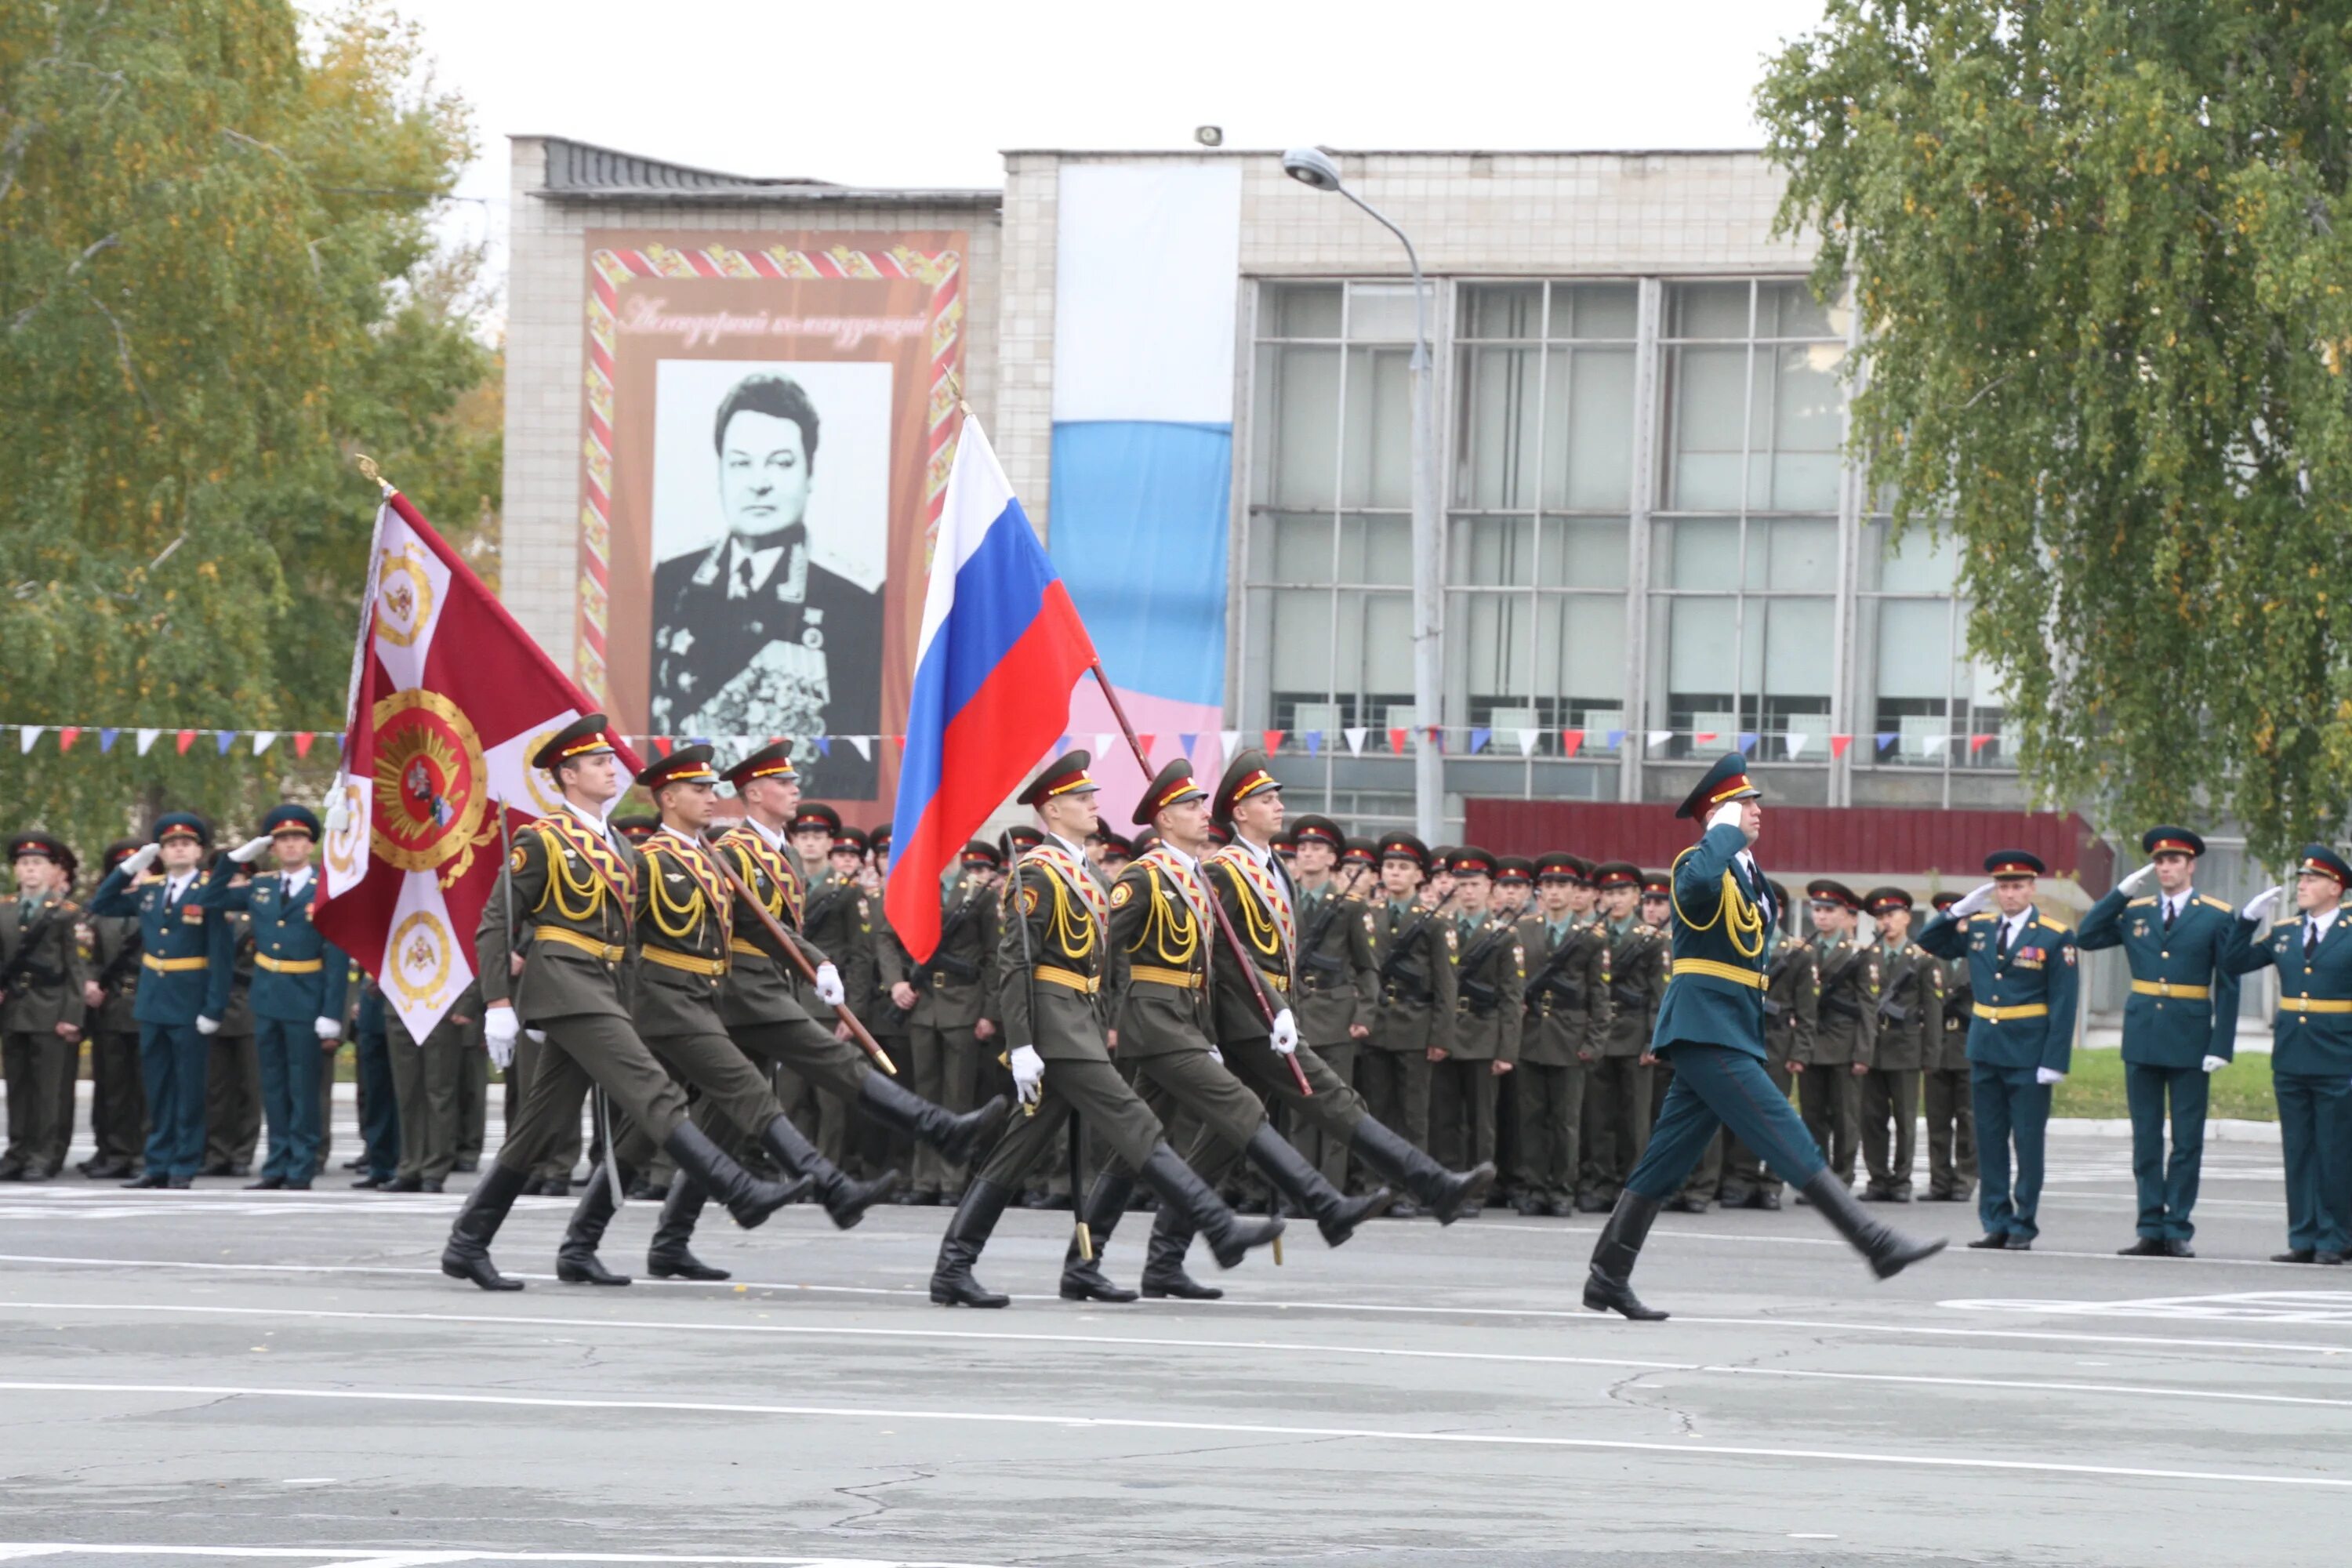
[0,1548,1006,1566]
[9,1298,2350,1412]
[5,1380,2347,1490]
[4,1251,2350,1357]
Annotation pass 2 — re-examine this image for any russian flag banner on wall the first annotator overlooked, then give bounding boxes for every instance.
[1051,164,1242,818]
[885,419,1097,962]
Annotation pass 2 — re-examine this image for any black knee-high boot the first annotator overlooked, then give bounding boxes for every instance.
[859,1073,1011,1166]
[1348,1117,1494,1225]
[1583,1190,1668,1320]
[441,1163,530,1292]
[1244,1124,1393,1246]
[555,1163,637,1286]
[1800,1170,1947,1278]
[761,1112,898,1229]
[1058,1171,1138,1302]
[646,1174,729,1280]
[930,1178,1015,1307]
[665,1122,811,1228]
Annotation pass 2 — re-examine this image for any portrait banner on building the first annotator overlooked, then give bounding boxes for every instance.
[575,230,967,813]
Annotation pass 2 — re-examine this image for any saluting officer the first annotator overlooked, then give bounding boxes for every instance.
[887,841,1004,1205]
[443,717,808,1291]
[1287,814,1378,1191]
[1719,880,1815,1210]
[1514,851,1610,1216]
[927,751,1283,1308]
[88,813,216,1189]
[1,832,89,1181]
[1922,890,1979,1202]
[199,805,348,1190]
[1859,887,1940,1203]
[1917,849,2079,1251]
[1584,755,1944,1319]
[1431,848,1522,1183]
[1361,832,1457,1192]
[1795,880,1877,1192]
[1581,862,1664,1211]
[2078,827,2241,1256]
[2222,844,2352,1265]
[76,840,148,1181]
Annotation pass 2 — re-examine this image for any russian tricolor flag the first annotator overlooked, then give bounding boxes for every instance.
[887,419,1099,962]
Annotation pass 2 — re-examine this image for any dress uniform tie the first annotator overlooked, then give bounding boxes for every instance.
[2162,897,2175,935]
[2307,919,2320,964]
[731,554,754,600]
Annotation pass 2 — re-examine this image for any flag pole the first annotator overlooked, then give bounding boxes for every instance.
[705,837,897,1076]
[1086,662,1311,1099]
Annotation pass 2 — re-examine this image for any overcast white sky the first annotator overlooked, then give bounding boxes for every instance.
[336,0,1833,316]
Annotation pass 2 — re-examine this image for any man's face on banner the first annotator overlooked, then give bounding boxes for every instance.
[719,409,811,544]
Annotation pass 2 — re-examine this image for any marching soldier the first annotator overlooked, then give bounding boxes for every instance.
[2222,845,2352,1265]
[199,854,262,1178]
[1645,869,1724,1212]
[1361,832,1455,1203]
[1431,848,1522,1184]
[1719,880,1815,1209]
[1917,849,2079,1251]
[1860,887,1940,1203]
[1287,814,1377,1191]
[1141,753,1498,1290]
[199,805,348,1190]
[1514,852,1609,1216]
[640,742,1010,1280]
[76,840,147,1180]
[2,832,89,1181]
[1922,890,1977,1202]
[1584,755,1944,1319]
[1056,761,1391,1304]
[887,841,1004,1204]
[1581,862,1664,1211]
[927,750,1283,1307]
[1795,880,1876,1192]
[441,717,809,1291]
[88,813,216,1189]
[2078,827,2241,1257]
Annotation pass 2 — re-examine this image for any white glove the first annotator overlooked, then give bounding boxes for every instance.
[2202,1054,2227,1074]
[526,1027,546,1043]
[1949,882,1997,919]
[2118,862,2158,895]
[484,1007,518,1069]
[324,788,350,837]
[194,1015,220,1036]
[228,834,274,865]
[1270,1007,1300,1055]
[120,843,160,880]
[1009,1044,1045,1105]
[1208,1045,1225,1065]
[313,1016,341,1041]
[1706,800,1749,840]
[814,961,845,1007]
[2035,1066,2065,1086]
[2242,885,2283,922]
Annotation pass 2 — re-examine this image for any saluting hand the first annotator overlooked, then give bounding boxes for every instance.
[2241,886,2283,922]
[2118,862,2158,895]
[1948,882,1997,919]
[228,835,274,866]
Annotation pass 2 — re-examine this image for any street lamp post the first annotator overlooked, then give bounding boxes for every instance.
[1283,147,1443,844]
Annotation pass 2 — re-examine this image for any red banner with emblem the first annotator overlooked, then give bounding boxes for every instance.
[314,488,642,1041]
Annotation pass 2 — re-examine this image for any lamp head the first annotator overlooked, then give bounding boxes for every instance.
[1281,147,1344,193]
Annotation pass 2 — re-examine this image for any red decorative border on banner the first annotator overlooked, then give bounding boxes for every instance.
[574,241,966,707]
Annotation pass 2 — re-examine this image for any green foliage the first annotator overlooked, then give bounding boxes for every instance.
[0,0,494,870]
[1758,2,2352,860]
[2051,1046,2276,1121]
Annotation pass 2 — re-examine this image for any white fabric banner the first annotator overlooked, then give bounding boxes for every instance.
[1051,164,1243,425]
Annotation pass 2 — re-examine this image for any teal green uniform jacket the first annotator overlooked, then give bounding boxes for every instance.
[1650,823,1773,1060]
[1918,907,2078,1073]
[2223,908,2352,1076]
[89,867,218,1027]
[2076,887,2241,1068]
[197,860,350,1025]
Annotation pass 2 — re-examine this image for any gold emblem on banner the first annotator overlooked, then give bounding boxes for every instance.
[371,688,494,887]
[374,540,436,648]
[388,908,456,1012]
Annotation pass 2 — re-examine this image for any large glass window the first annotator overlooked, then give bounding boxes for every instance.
[1853,521,2016,769]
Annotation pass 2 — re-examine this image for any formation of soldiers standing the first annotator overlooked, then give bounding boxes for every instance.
[7,750,2350,1275]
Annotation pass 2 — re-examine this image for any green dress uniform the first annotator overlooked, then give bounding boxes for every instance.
[0,876,89,1180]
[2220,845,2352,1261]
[198,819,349,1187]
[794,863,873,1167]
[1922,920,1978,1200]
[1721,926,1816,1206]
[1290,874,1377,1189]
[78,901,147,1177]
[1434,904,1523,1178]
[1513,906,1609,1214]
[1362,894,1455,1160]
[891,852,1002,1201]
[1798,916,1878,1187]
[389,980,476,1189]
[1916,851,2079,1248]
[1582,896,1666,1207]
[1860,932,1940,1200]
[201,900,263,1177]
[2078,836,2241,1249]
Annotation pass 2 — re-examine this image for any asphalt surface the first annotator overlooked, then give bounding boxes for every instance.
[0,1121,2347,1568]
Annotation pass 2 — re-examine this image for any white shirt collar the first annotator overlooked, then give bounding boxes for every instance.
[726,538,789,597]
[282,866,312,894]
[1046,831,1088,862]
[742,815,787,851]
[2310,906,2341,938]
[2002,907,2032,941]
[561,798,612,836]
[165,871,194,898]
[659,824,701,848]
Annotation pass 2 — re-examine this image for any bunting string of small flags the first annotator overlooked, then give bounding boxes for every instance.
[0,724,2015,765]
